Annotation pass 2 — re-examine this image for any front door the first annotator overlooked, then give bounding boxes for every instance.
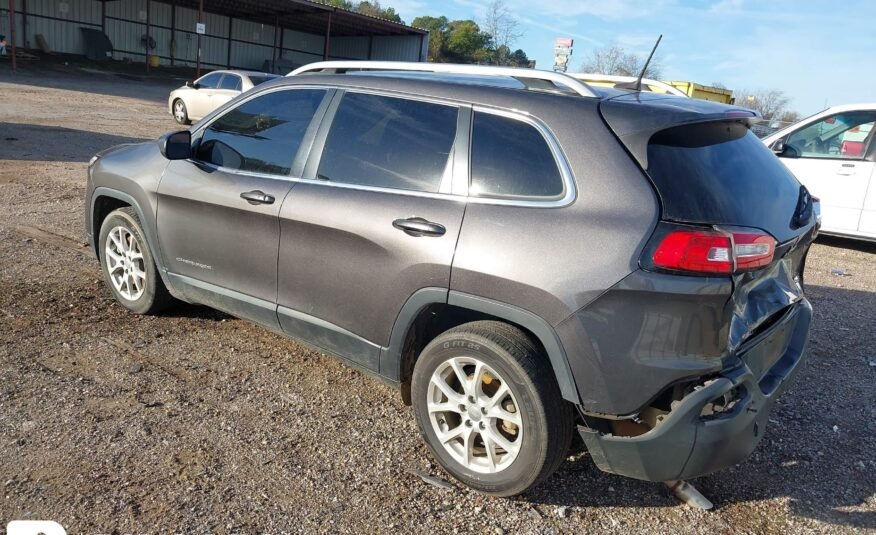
[157,87,332,328]
[189,72,223,119]
[277,91,467,371]
[778,111,876,233]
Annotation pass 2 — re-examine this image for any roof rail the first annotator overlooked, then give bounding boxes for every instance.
[287,61,599,98]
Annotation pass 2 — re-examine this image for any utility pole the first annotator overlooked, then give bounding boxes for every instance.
[8,0,16,72]
[195,0,203,77]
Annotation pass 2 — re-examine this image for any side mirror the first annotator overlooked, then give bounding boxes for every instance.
[192,82,201,89]
[158,130,192,160]
[771,140,799,158]
[770,140,785,154]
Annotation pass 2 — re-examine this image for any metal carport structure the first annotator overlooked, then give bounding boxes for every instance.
[1,0,429,75]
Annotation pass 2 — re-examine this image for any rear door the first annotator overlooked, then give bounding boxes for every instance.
[645,120,818,349]
[776,111,876,233]
[276,90,468,371]
[157,87,331,328]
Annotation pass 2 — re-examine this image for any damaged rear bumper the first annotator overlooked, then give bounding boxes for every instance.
[578,299,811,482]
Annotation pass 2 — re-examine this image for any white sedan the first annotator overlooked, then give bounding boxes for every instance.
[763,103,876,241]
[168,70,279,125]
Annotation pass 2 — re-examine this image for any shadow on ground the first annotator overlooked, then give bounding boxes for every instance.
[0,60,183,104]
[0,123,148,163]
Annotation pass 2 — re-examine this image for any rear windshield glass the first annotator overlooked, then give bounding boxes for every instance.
[647,122,805,243]
[249,76,277,86]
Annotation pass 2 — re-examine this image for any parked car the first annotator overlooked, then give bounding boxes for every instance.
[763,103,876,241]
[168,70,280,125]
[86,61,818,498]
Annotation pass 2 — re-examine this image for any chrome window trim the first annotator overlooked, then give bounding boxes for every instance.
[466,106,577,208]
[187,83,576,208]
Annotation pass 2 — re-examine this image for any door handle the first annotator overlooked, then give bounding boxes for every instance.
[837,163,856,176]
[240,190,275,204]
[392,217,446,237]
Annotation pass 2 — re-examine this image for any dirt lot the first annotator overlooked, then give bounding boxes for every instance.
[0,63,874,535]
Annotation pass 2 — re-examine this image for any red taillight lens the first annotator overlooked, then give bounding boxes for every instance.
[651,228,776,275]
[653,230,733,273]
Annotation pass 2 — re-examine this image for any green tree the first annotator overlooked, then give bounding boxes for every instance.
[412,16,449,62]
[357,1,403,24]
[445,20,490,61]
[322,0,403,24]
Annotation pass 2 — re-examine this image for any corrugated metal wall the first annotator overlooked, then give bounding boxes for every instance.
[2,0,423,70]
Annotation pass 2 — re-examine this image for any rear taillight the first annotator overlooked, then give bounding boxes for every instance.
[648,225,776,275]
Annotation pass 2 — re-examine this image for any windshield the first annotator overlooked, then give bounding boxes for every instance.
[249,75,279,86]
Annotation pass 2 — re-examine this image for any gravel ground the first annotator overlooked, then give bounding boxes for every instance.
[0,64,874,535]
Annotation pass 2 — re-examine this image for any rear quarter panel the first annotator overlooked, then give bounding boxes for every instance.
[450,99,659,326]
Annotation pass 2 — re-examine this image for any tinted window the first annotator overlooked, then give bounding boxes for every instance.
[317,93,458,193]
[470,112,564,199]
[647,121,805,243]
[197,72,222,89]
[218,74,242,91]
[786,112,876,159]
[194,89,326,176]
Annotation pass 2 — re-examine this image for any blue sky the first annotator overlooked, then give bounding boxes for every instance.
[389,0,876,115]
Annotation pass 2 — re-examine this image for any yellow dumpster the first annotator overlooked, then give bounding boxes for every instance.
[663,81,734,104]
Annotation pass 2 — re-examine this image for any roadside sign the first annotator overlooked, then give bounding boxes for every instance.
[555,37,573,48]
[196,23,206,35]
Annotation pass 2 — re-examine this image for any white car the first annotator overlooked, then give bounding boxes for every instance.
[763,103,876,241]
[168,70,280,125]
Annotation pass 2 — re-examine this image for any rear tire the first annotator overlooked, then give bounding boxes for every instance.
[99,207,173,315]
[411,321,574,496]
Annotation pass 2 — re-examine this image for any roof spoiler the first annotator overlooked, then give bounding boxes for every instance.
[599,94,761,168]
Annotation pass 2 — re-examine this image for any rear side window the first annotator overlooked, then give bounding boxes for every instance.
[647,121,805,242]
[218,74,242,91]
[317,93,458,193]
[469,112,564,199]
[194,89,326,176]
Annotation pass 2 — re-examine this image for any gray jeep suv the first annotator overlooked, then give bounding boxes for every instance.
[84,62,817,497]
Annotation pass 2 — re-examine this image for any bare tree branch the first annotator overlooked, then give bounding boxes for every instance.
[578,43,663,79]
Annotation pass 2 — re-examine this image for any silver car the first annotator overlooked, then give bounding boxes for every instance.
[168,69,279,125]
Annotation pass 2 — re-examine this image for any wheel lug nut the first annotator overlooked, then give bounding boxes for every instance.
[479,422,485,430]
[481,407,487,415]
[468,396,475,403]
[465,420,472,427]
[459,404,466,412]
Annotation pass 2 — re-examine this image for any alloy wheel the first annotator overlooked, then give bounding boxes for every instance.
[104,226,146,301]
[426,356,523,473]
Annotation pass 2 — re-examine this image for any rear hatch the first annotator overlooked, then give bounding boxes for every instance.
[599,93,818,366]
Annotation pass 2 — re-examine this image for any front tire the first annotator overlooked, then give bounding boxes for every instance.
[172,98,190,125]
[98,207,172,315]
[411,321,574,496]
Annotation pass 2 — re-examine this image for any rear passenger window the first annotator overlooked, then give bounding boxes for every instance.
[194,89,326,176]
[218,74,242,91]
[317,93,458,193]
[470,112,564,199]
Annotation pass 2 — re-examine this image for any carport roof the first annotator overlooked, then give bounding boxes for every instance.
[158,0,428,36]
